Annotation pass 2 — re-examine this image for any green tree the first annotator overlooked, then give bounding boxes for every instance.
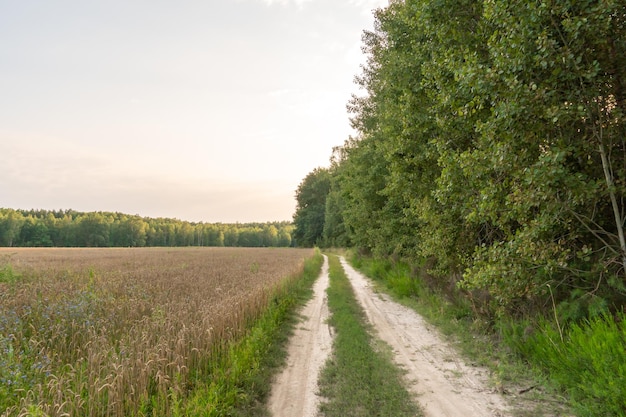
[111,215,147,247]
[444,0,626,317]
[238,227,263,247]
[293,167,331,247]
[262,224,279,247]
[0,210,25,247]
[318,0,626,318]
[203,224,225,247]
[18,217,52,247]
[277,225,293,247]
[223,226,239,247]
[75,212,111,247]
[320,149,349,248]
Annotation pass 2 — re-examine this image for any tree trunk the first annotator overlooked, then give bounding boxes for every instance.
[598,141,626,274]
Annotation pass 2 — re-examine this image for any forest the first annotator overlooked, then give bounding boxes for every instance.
[0,208,294,248]
[294,0,626,320]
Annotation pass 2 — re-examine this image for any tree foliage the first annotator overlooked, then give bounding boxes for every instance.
[292,168,331,247]
[299,0,626,319]
[0,208,294,248]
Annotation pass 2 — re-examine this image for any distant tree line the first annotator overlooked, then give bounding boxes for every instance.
[0,208,294,248]
[294,0,626,319]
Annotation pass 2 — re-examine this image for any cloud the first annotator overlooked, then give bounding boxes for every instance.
[256,0,387,9]
[259,0,313,7]
[268,88,298,98]
[348,0,389,15]
[349,0,388,7]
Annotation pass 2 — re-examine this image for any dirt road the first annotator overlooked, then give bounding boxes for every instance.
[339,257,511,417]
[268,255,333,417]
[269,255,511,417]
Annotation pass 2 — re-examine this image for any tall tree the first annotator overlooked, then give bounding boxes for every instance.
[75,212,111,247]
[0,210,24,247]
[293,168,331,247]
[316,0,626,317]
[449,0,626,317]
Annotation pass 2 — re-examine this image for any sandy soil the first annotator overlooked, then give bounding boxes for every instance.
[268,255,333,417]
[269,255,511,417]
[340,257,511,417]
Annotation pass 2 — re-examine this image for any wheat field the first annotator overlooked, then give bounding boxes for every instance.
[0,247,314,416]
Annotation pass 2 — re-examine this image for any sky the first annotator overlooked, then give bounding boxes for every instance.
[0,0,387,223]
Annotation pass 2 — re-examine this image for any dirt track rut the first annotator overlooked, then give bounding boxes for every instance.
[269,255,332,417]
[340,257,510,417]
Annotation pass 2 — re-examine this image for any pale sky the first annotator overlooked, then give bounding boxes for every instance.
[0,0,387,222]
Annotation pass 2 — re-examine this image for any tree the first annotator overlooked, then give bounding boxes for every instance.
[0,208,299,249]
[278,225,293,247]
[313,0,626,318]
[446,0,626,317]
[223,226,239,247]
[238,227,263,247]
[293,168,331,247]
[0,210,25,247]
[262,225,279,247]
[18,217,52,247]
[75,212,110,247]
[111,215,147,247]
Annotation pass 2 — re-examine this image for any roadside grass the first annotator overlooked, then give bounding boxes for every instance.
[499,313,626,417]
[181,250,324,416]
[317,254,422,417]
[348,253,574,417]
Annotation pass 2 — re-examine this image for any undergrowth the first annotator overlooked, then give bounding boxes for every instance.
[501,314,626,417]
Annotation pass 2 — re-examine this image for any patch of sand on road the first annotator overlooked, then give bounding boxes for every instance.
[269,255,333,417]
[340,257,511,417]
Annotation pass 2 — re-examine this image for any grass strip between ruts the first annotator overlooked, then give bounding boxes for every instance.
[317,254,422,417]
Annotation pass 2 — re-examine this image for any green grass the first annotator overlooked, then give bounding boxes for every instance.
[317,254,421,417]
[0,262,20,284]
[502,314,626,417]
[180,250,324,416]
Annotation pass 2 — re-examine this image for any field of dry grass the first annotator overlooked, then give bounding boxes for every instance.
[0,247,314,416]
